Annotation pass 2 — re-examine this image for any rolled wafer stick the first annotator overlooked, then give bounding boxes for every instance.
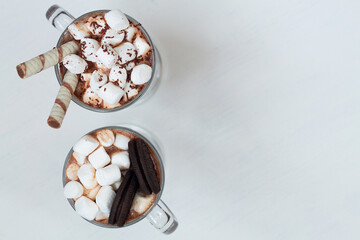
[47,71,78,129]
[16,40,79,79]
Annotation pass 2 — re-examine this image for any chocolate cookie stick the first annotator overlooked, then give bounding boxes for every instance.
[47,70,78,129]
[128,140,151,194]
[116,174,139,226]
[108,170,133,224]
[136,139,160,193]
[16,40,79,79]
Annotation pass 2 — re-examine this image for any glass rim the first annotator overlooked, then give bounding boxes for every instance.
[62,125,165,228]
[55,10,157,113]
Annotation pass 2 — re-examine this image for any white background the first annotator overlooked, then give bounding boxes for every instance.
[1,0,360,239]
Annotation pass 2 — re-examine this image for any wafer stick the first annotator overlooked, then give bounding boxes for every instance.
[16,40,79,79]
[47,71,78,129]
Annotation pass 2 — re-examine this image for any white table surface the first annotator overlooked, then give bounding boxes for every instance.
[1,0,360,239]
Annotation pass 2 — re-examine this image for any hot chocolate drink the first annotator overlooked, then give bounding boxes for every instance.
[64,128,161,226]
[58,9,153,109]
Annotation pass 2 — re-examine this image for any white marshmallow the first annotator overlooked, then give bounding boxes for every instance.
[82,88,103,106]
[95,210,109,221]
[66,163,80,180]
[75,196,99,221]
[90,70,108,91]
[88,146,111,169]
[97,82,125,105]
[103,101,121,109]
[131,193,155,214]
[134,35,151,57]
[125,26,137,41]
[102,29,125,46]
[73,135,99,156]
[63,54,88,74]
[112,180,122,191]
[127,89,139,99]
[78,164,98,189]
[80,73,92,82]
[95,59,110,72]
[131,64,152,85]
[64,180,84,199]
[96,129,115,147]
[125,61,135,71]
[85,16,107,35]
[73,152,86,165]
[104,10,129,31]
[114,134,130,150]
[96,186,116,214]
[109,65,127,88]
[80,38,100,62]
[124,82,139,99]
[84,185,101,200]
[115,42,137,64]
[96,164,121,186]
[96,44,118,68]
[111,151,130,170]
[68,23,90,40]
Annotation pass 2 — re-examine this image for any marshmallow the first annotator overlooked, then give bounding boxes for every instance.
[82,88,103,106]
[96,44,118,68]
[134,35,151,57]
[102,29,125,46]
[73,152,86,165]
[112,180,122,191]
[95,59,110,71]
[115,42,137,64]
[68,23,90,40]
[64,180,84,199]
[125,61,135,71]
[96,129,115,147]
[84,185,101,200]
[125,26,137,41]
[88,146,111,169]
[85,16,107,35]
[97,82,125,105]
[131,193,155,214]
[103,101,121,109]
[75,196,99,221]
[73,135,99,156]
[63,54,88,74]
[109,65,127,88]
[131,64,152,85]
[78,164,98,189]
[80,38,100,62]
[114,134,130,150]
[124,82,139,99]
[80,73,92,82]
[96,164,121,186]
[111,151,130,170]
[96,186,116,214]
[66,163,80,180]
[90,70,108,91]
[104,10,129,31]
[95,210,109,221]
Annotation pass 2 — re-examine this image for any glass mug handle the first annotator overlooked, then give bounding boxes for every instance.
[46,5,75,32]
[146,199,178,234]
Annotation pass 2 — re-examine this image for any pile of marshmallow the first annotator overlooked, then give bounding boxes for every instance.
[62,9,152,106]
[64,129,154,222]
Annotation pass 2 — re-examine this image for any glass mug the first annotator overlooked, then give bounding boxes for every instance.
[62,125,178,234]
[46,5,163,112]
